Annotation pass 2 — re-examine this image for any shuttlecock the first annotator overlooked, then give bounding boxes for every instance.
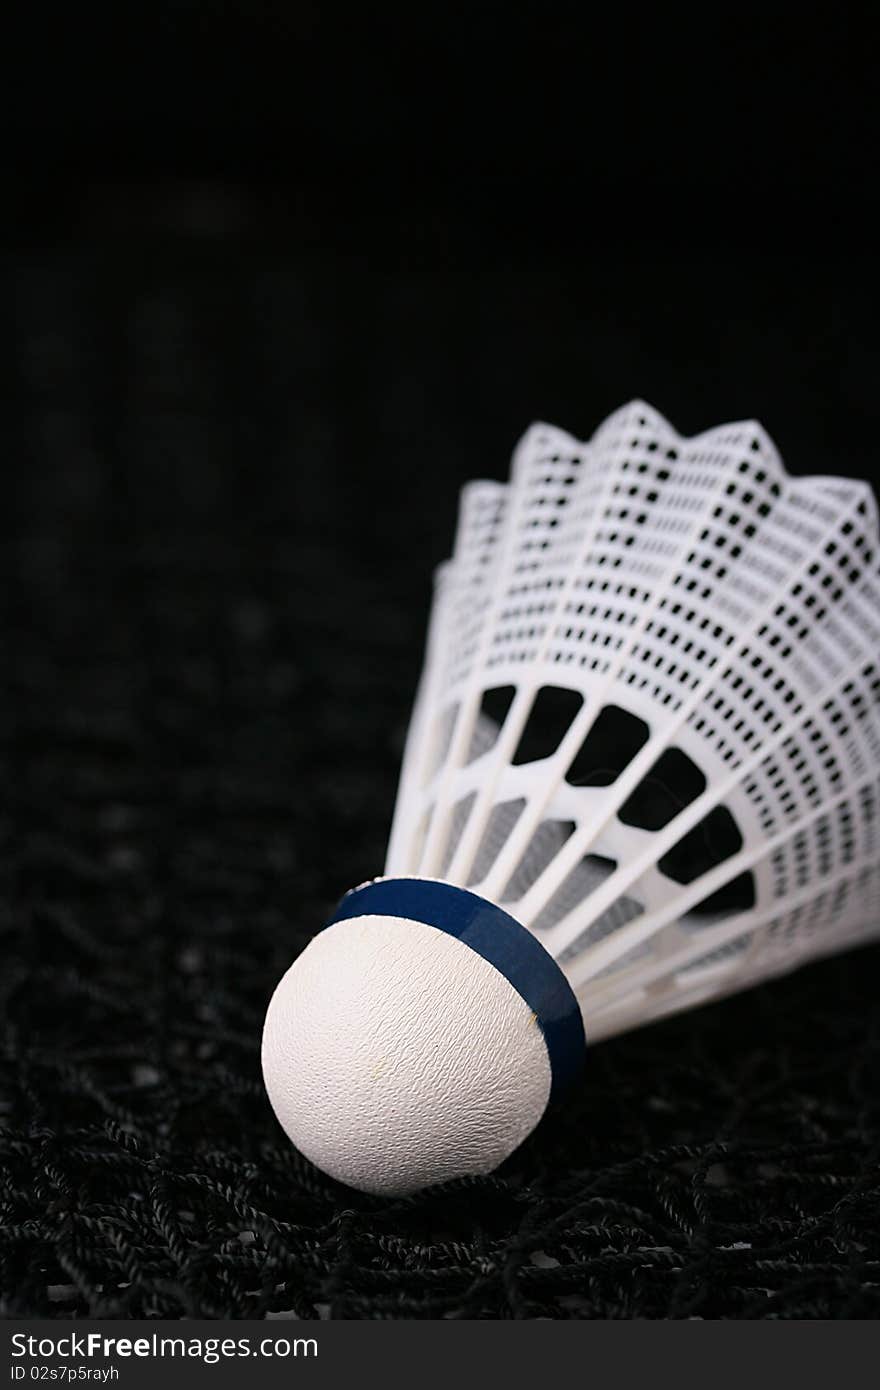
[262,401,880,1196]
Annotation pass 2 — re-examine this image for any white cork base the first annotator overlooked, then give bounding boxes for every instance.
[261,914,552,1196]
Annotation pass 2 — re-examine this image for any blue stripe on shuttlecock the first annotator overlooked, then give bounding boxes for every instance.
[326,877,586,1100]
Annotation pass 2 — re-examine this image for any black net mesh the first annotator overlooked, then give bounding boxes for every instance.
[1,231,879,1319]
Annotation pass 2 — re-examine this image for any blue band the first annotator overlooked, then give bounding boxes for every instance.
[325,878,586,1099]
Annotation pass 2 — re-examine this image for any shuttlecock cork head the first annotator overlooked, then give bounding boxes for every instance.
[261,879,586,1196]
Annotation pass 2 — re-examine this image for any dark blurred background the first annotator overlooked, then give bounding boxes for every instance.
[1,6,879,1319]
[5,5,879,480]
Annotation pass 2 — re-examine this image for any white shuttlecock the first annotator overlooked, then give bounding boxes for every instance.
[262,401,880,1196]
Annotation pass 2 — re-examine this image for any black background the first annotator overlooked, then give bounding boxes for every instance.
[1,6,879,1318]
